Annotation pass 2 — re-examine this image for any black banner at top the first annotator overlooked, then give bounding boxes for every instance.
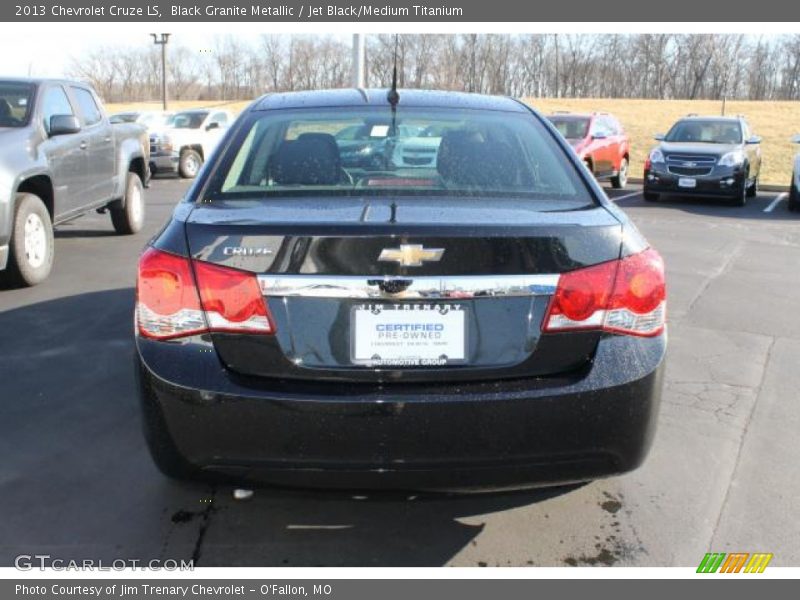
[3,0,800,22]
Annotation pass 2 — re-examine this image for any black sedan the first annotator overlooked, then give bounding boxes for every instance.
[643,115,762,206]
[135,89,666,491]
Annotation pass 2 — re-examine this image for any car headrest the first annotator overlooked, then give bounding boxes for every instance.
[0,99,12,118]
[437,130,518,188]
[270,132,341,185]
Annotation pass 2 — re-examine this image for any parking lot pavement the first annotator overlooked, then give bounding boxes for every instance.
[1,178,798,567]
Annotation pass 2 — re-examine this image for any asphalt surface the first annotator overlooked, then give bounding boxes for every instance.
[1,177,798,567]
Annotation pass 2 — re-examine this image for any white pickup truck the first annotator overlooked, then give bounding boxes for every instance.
[149,109,232,178]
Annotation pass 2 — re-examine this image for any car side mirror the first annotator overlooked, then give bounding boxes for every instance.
[206,122,220,131]
[746,135,762,145]
[791,134,800,144]
[49,114,81,136]
[653,133,665,141]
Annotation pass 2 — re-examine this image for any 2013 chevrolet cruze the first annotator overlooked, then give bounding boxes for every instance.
[135,89,666,491]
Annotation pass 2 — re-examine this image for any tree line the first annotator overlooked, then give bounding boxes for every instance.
[67,34,800,103]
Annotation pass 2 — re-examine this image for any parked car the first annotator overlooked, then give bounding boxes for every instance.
[643,115,762,206]
[135,89,666,491]
[336,122,422,168]
[546,112,631,189]
[110,110,174,131]
[391,124,447,168]
[0,78,149,287]
[149,108,231,179]
[790,134,800,212]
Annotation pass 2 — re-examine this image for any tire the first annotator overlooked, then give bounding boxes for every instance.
[731,180,748,207]
[611,157,629,189]
[140,377,205,482]
[746,174,758,198]
[110,172,145,235]
[789,177,800,212]
[178,149,202,179]
[643,190,659,202]
[1,193,54,287]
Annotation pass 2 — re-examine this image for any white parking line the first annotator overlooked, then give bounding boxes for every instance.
[764,192,788,213]
[608,191,641,202]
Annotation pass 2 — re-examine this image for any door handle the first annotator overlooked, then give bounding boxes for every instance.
[79,141,88,150]
[104,137,111,142]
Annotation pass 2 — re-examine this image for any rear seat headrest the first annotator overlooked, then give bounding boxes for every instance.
[437,129,518,188]
[270,132,341,185]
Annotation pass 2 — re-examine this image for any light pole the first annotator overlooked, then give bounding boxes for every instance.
[150,33,170,110]
[352,34,365,88]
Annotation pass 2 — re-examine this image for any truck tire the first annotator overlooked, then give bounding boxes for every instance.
[643,190,659,202]
[110,172,145,235]
[789,177,799,212]
[178,149,202,179]
[611,157,629,189]
[1,193,54,287]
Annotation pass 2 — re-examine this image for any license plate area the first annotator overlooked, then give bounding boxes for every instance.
[678,177,697,188]
[351,303,467,367]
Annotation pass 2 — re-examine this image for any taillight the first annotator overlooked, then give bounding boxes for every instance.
[543,248,666,337]
[136,247,273,340]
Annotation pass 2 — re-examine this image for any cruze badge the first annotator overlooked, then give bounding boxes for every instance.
[378,244,444,267]
[223,246,273,256]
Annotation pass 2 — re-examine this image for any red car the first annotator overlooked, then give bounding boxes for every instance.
[547,112,631,189]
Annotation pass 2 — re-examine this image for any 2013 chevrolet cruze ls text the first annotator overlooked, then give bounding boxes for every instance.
[135,89,666,491]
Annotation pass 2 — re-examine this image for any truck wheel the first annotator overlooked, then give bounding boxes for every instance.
[611,157,629,189]
[178,149,202,179]
[1,193,54,287]
[110,172,145,235]
[731,180,747,207]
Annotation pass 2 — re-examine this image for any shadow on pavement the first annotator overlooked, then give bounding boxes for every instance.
[0,289,582,567]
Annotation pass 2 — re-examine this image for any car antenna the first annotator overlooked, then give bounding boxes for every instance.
[387,34,400,108]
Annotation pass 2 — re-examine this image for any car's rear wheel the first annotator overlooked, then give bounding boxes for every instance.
[140,381,208,482]
[1,193,54,287]
[611,157,628,189]
[643,190,659,202]
[178,149,202,179]
[110,172,145,235]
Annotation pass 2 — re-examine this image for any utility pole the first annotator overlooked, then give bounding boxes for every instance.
[151,33,171,110]
[352,34,366,88]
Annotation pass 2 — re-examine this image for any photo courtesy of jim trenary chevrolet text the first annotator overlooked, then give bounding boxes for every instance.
[0,0,798,595]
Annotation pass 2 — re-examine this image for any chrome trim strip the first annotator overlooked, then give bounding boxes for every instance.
[258,274,559,299]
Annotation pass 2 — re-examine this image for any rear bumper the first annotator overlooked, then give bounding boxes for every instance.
[135,333,666,491]
[644,167,745,197]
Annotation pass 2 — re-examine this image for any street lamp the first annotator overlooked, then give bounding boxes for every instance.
[150,33,170,110]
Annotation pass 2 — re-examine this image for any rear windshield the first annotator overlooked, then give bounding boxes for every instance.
[548,116,590,140]
[666,120,742,144]
[206,106,593,206]
[0,81,34,127]
[172,111,208,129]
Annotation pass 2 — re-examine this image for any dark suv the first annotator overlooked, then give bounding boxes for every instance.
[643,115,762,206]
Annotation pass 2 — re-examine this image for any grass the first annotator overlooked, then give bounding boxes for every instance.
[107,97,800,186]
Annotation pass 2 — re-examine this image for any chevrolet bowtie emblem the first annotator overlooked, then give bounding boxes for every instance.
[378,244,444,267]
